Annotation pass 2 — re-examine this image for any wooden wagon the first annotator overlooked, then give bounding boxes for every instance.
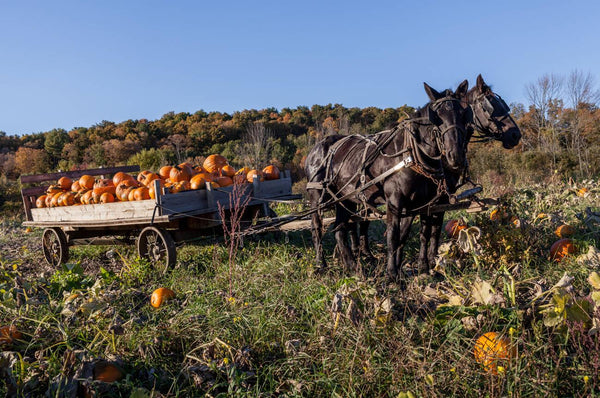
[21,166,300,272]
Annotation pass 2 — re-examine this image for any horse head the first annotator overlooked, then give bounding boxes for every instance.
[467,74,522,149]
[422,82,469,172]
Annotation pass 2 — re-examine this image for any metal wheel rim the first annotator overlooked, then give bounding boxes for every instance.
[138,228,172,273]
[42,229,64,266]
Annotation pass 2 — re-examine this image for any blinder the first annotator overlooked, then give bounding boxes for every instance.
[482,94,510,116]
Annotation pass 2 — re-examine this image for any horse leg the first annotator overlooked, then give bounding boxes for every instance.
[386,204,413,281]
[308,189,327,271]
[334,203,356,272]
[358,220,376,262]
[417,214,433,274]
[426,211,445,273]
[348,221,359,257]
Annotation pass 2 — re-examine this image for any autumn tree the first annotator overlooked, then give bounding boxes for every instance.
[15,147,50,175]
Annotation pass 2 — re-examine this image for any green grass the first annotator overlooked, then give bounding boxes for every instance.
[0,179,599,396]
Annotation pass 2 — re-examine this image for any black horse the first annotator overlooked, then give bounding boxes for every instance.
[304,82,470,280]
[308,75,521,278]
[414,74,521,274]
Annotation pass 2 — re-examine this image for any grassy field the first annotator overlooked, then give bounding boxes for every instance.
[0,179,599,397]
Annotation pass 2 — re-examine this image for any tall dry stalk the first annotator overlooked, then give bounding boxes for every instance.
[217,182,251,297]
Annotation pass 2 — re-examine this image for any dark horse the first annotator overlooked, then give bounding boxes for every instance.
[304,82,470,280]
[306,75,521,278]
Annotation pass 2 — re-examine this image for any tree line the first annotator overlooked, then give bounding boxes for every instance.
[1,71,599,190]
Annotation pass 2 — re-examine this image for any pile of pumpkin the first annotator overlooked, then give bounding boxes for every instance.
[35,154,281,208]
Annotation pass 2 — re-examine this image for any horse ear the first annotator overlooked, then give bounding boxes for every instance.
[456,79,469,97]
[424,83,442,101]
[476,74,487,91]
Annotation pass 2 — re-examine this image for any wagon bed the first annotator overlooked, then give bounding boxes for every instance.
[21,165,299,271]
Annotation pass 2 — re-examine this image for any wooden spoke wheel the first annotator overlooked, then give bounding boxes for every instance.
[42,227,69,266]
[136,227,176,273]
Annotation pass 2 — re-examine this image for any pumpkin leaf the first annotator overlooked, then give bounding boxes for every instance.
[589,272,600,290]
[471,280,494,305]
[591,291,600,306]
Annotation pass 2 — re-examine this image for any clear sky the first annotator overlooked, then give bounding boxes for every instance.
[1,0,598,135]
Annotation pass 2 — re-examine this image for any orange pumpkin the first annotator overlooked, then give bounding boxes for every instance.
[236,167,250,177]
[473,332,515,374]
[444,219,466,239]
[93,179,114,189]
[190,173,213,190]
[220,165,236,178]
[194,165,207,175]
[246,169,264,183]
[79,175,95,190]
[214,176,233,187]
[45,194,54,207]
[36,195,47,208]
[71,181,82,192]
[81,190,94,205]
[150,287,175,308]
[46,184,64,195]
[159,165,173,180]
[50,192,63,207]
[148,179,165,199]
[112,171,135,186]
[133,187,151,201]
[137,170,152,184]
[203,154,228,174]
[0,325,23,346]
[555,224,575,238]
[169,164,193,182]
[60,192,75,206]
[99,193,115,203]
[262,165,280,180]
[577,187,589,197]
[490,207,509,222]
[57,176,73,190]
[550,238,576,262]
[93,361,124,383]
[141,172,160,187]
[92,186,117,203]
[169,181,191,193]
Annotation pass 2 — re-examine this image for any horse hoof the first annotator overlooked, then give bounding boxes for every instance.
[314,266,327,275]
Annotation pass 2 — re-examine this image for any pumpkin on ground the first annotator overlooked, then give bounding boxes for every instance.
[444,219,466,239]
[262,165,280,180]
[550,238,576,262]
[0,325,23,346]
[555,224,575,238]
[577,187,589,197]
[203,154,228,174]
[473,332,515,374]
[93,361,124,383]
[150,287,175,308]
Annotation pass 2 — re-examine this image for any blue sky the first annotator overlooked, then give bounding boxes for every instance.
[1,0,598,135]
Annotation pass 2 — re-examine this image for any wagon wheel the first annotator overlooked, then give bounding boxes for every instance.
[136,227,176,273]
[42,227,69,266]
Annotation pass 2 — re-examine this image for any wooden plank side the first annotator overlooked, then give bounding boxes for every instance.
[253,177,293,198]
[159,189,209,215]
[30,200,157,223]
[20,165,140,184]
